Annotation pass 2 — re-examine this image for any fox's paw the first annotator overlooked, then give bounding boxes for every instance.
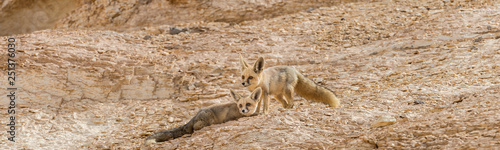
[260,110,269,115]
[280,104,288,108]
[264,110,271,115]
[281,103,293,109]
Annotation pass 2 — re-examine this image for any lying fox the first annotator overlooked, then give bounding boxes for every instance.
[144,88,262,145]
[239,55,340,114]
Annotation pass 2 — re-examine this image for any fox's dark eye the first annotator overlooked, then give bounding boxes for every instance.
[239,104,243,108]
[248,76,253,79]
[246,103,251,106]
[242,75,245,79]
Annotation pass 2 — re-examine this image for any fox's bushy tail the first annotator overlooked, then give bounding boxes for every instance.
[144,109,218,145]
[144,118,196,145]
[295,71,340,108]
[144,110,203,145]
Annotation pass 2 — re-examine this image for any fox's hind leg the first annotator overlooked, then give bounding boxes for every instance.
[274,94,289,108]
[283,85,295,109]
[192,110,217,130]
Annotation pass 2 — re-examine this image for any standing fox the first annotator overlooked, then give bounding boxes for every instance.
[144,88,262,145]
[239,55,340,114]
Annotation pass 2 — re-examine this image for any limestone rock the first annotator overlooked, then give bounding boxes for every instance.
[372,116,397,127]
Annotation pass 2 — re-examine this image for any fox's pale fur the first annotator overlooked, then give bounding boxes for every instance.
[239,55,340,114]
[144,88,262,145]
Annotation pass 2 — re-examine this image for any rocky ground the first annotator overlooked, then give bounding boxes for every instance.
[0,0,499,149]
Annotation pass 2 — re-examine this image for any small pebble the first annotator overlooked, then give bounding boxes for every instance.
[306,7,315,13]
[473,37,483,43]
[414,100,425,104]
[170,27,187,35]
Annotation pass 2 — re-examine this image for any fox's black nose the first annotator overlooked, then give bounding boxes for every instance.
[241,110,246,113]
[242,82,245,86]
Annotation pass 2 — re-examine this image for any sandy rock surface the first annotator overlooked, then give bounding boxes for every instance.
[0,0,499,149]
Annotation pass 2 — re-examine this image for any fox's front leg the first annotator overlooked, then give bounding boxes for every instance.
[256,100,262,114]
[262,92,270,114]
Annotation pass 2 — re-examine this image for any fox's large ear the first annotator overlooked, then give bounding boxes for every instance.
[250,87,262,103]
[253,57,265,73]
[239,54,249,71]
[229,89,241,102]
